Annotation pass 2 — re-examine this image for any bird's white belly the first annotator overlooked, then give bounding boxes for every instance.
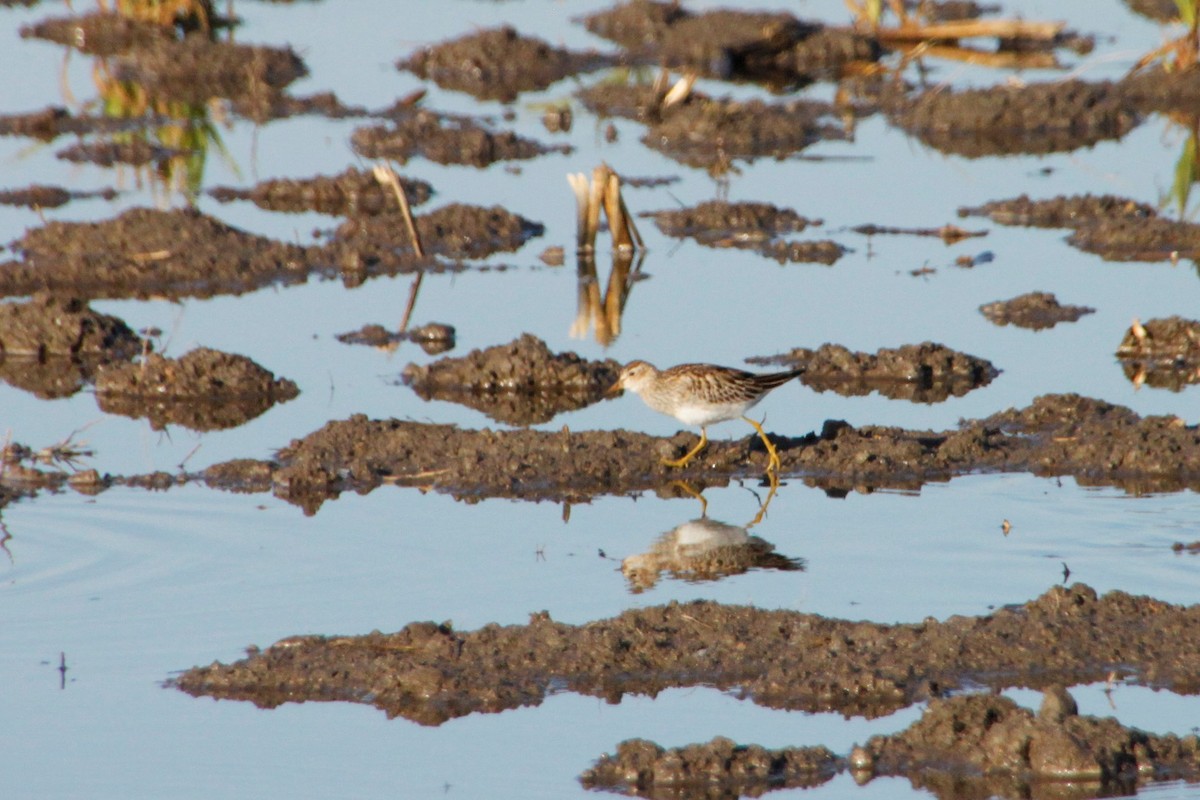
[671,397,762,427]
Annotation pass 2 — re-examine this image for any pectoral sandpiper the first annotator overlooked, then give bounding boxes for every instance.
[610,360,805,473]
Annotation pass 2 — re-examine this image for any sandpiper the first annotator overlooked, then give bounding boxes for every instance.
[610,360,805,473]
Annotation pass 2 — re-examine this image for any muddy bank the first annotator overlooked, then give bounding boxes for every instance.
[578,82,846,168]
[209,168,433,216]
[979,292,1095,330]
[173,583,1200,724]
[95,347,298,431]
[748,342,998,402]
[0,203,543,301]
[337,322,455,356]
[646,200,844,264]
[202,392,1200,513]
[960,193,1200,263]
[351,109,569,167]
[582,691,1200,799]
[0,184,115,209]
[1117,317,1200,391]
[400,26,609,102]
[889,79,1139,158]
[581,0,877,84]
[402,334,620,425]
[622,517,804,593]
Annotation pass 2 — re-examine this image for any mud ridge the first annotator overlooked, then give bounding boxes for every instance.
[202,392,1200,513]
[351,109,569,167]
[401,334,620,425]
[208,168,434,217]
[581,0,877,84]
[747,342,998,402]
[646,200,844,264]
[172,583,1200,724]
[960,193,1200,263]
[979,291,1095,330]
[0,184,115,209]
[400,26,609,102]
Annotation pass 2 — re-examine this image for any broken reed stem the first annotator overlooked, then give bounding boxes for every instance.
[876,18,1064,43]
[373,162,426,333]
[602,172,632,251]
[568,164,641,254]
[568,172,593,251]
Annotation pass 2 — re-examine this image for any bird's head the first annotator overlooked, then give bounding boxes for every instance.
[608,360,657,396]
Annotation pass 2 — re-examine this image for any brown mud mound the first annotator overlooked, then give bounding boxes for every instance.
[0,207,313,300]
[95,347,299,431]
[581,0,877,83]
[864,692,1200,798]
[328,203,545,270]
[208,168,434,217]
[889,80,1139,158]
[581,737,839,797]
[56,139,175,167]
[979,291,1095,330]
[351,109,569,167]
[961,193,1200,262]
[621,517,804,593]
[0,294,142,359]
[337,322,456,356]
[401,334,620,426]
[578,82,846,169]
[646,200,843,264]
[211,393,1200,512]
[1117,316,1200,391]
[173,583,1200,724]
[21,11,172,56]
[1124,0,1181,22]
[401,26,608,102]
[749,342,998,402]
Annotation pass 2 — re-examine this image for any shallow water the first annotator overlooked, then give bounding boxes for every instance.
[3,0,1200,798]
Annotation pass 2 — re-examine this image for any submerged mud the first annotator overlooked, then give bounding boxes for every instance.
[173,583,1200,724]
[979,292,1096,330]
[208,168,434,216]
[646,200,843,264]
[400,26,608,102]
[582,691,1200,800]
[402,334,620,425]
[95,347,298,432]
[202,392,1200,513]
[748,342,998,402]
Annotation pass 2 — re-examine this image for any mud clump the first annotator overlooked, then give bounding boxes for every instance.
[352,110,569,167]
[979,292,1095,330]
[0,207,313,300]
[0,184,109,209]
[581,737,839,796]
[1117,317,1200,391]
[577,82,847,168]
[0,294,142,359]
[21,11,172,56]
[401,26,607,102]
[890,80,1139,158]
[56,139,173,167]
[960,194,1156,228]
[582,0,876,83]
[95,347,298,431]
[749,342,998,402]
[337,323,455,356]
[173,583,1200,724]
[209,168,433,217]
[646,200,843,264]
[402,334,620,425]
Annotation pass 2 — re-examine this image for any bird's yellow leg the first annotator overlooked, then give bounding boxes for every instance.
[662,427,708,468]
[668,480,708,517]
[742,415,781,474]
[745,471,780,530]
